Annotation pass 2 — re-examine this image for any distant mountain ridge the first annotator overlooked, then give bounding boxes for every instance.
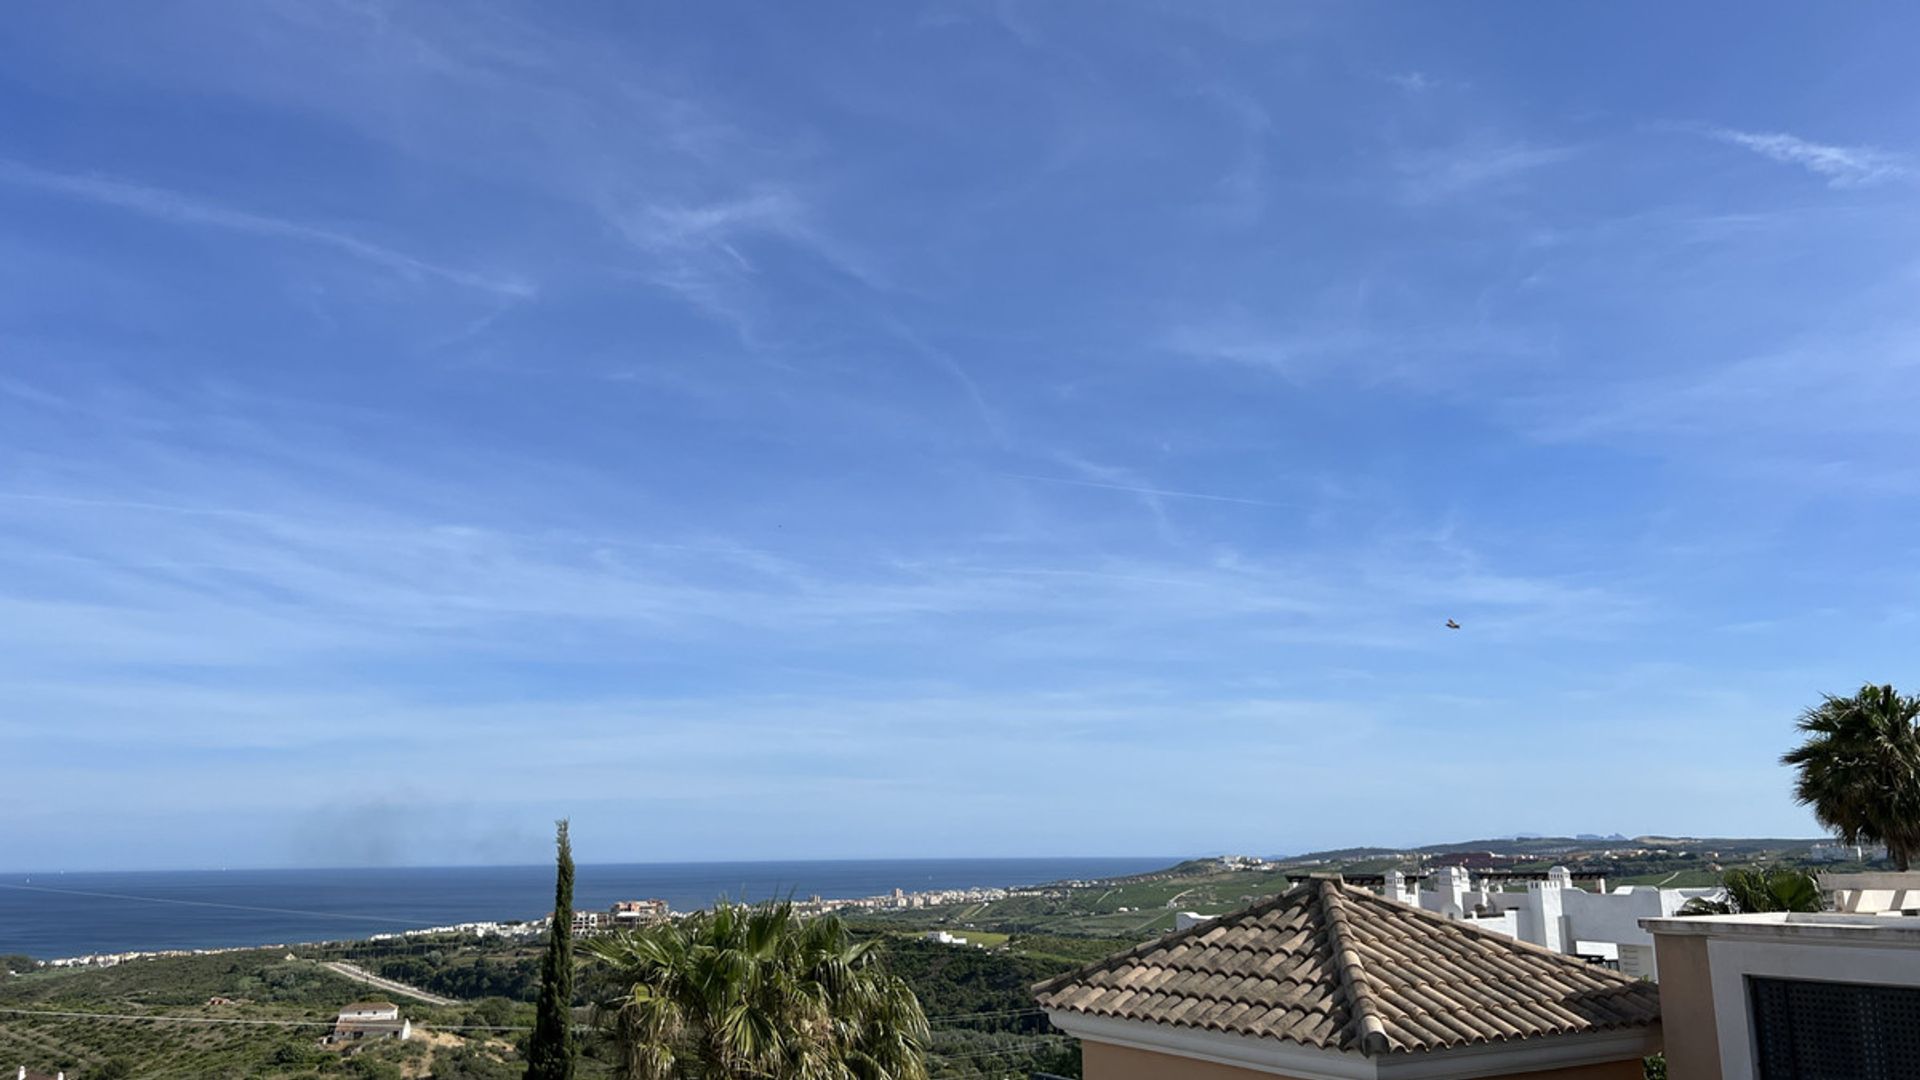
[1270,835,1826,863]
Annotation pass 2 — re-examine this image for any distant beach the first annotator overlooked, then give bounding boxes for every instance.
[0,856,1171,959]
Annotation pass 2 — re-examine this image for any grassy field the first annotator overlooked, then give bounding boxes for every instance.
[857,863,1303,943]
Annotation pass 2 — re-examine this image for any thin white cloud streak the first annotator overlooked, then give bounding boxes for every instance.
[1712,129,1909,188]
[873,313,1008,442]
[4,678,1362,759]
[0,490,285,520]
[0,160,535,297]
[1001,472,1287,507]
[622,191,814,254]
[1162,318,1547,389]
[612,191,982,449]
[0,377,69,409]
[1191,83,1272,224]
[1396,140,1577,203]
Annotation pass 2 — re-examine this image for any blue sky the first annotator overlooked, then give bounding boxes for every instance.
[3,2,1917,871]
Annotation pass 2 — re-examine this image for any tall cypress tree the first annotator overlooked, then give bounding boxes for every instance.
[525,819,575,1080]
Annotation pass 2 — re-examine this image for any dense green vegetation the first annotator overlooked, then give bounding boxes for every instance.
[369,952,541,1002]
[0,949,435,1079]
[0,947,625,1080]
[1680,867,1822,915]
[877,938,1081,1079]
[0,907,1127,1079]
[585,901,929,1080]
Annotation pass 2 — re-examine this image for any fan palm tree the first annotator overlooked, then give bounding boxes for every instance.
[1680,866,1822,915]
[584,900,929,1080]
[1781,683,1920,871]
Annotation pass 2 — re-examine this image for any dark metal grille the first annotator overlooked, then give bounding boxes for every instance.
[1750,975,1920,1080]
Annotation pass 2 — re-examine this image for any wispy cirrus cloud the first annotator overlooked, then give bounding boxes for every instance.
[621,191,815,254]
[609,187,894,343]
[1711,129,1909,188]
[1189,83,1273,224]
[0,160,535,297]
[1385,70,1437,94]
[1161,316,1547,390]
[1396,139,1578,203]
[999,471,1288,508]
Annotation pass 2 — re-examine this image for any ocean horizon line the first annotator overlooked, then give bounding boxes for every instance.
[0,855,1188,957]
[0,853,1190,878]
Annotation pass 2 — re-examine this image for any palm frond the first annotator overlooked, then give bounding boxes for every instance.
[590,898,929,1079]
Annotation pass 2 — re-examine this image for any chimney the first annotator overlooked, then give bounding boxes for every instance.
[1384,870,1408,903]
[1546,865,1573,890]
[1437,865,1469,912]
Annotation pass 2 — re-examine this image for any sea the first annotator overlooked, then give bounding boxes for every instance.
[0,857,1171,959]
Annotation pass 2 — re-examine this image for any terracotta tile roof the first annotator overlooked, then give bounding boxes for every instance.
[334,1018,407,1034]
[1033,877,1660,1056]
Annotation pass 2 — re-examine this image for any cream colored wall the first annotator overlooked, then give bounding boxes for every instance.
[1081,1040,1304,1080]
[1651,933,1720,1080]
[1080,1040,1648,1080]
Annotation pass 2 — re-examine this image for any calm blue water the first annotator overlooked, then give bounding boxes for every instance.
[0,858,1170,958]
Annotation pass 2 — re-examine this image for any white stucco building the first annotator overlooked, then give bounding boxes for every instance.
[1808,839,1886,862]
[1820,870,1920,914]
[326,1001,411,1044]
[1379,865,1719,979]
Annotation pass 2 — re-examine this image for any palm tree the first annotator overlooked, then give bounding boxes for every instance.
[1680,866,1822,915]
[585,900,929,1080]
[1781,683,1920,871]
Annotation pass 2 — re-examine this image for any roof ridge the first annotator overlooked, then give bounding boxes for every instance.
[1315,879,1391,1056]
[1031,880,1314,998]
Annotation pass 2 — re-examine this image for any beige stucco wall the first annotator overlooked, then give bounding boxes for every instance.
[1083,1039,1310,1080]
[1081,1039,1647,1080]
[1652,933,1720,1080]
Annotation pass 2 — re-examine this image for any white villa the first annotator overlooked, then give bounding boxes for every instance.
[325,1001,411,1044]
[1376,866,1720,978]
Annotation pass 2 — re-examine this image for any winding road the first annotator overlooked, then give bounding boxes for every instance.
[322,960,458,1006]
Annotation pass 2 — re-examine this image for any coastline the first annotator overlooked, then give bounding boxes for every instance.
[3,856,1175,962]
